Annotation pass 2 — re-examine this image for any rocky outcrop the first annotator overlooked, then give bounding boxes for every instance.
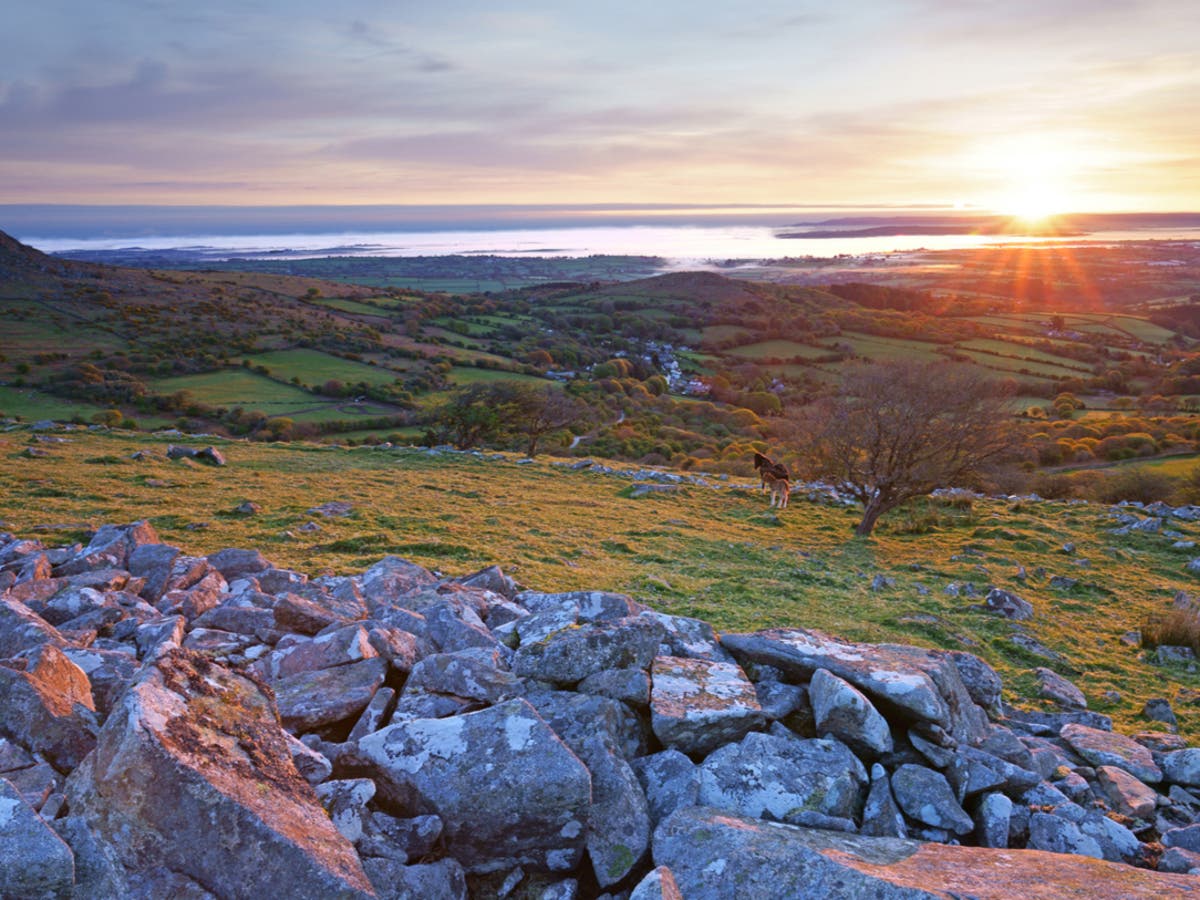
[4,523,1200,897]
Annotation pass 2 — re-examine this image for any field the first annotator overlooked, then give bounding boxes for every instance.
[243,349,403,389]
[3,426,1200,741]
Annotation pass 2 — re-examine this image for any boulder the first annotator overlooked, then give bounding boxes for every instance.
[0,596,66,657]
[206,547,271,580]
[361,857,466,900]
[578,667,652,707]
[252,626,379,681]
[357,811,443,864]
[631,749,700,827]
[809,667,893,756]
[401,650,522,705]
[63,648,374,898]
[358,698,591,873]
[890,764,974,835]
[1095,765,1158,819]
[722,628,987,744]
[697,731,867,825]
[649,655,765,756]
[0,644,98,771]
[630,866,685,900]
[274,657,388,733]
[946,650,1003,714]
[0,777,75,899]
[356,556,438,611]
[579,735,651,888]
[861,764,907,838]
[1027,812,1103,859]
[974,792,1012,848]
[1034,667,1087,709]
[653,806,1200,899]
[639,610,734,662]
[984,588,1033,620]
[1163,748,1200,786]
[1061,723,1162,784]
[515,616,663,684]
[55,520,159,576]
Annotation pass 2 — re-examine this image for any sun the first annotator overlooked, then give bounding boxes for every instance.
[999,181,1071,224]
[969,136,1079,225]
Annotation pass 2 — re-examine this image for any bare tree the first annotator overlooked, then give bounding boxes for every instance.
[793,361,1016,536]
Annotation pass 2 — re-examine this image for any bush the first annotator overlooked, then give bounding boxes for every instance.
[1141,607,1200,656]
[1090,467,1178,504]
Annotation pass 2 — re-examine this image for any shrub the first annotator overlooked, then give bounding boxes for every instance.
[1141,607,1200,656]
[1091,468,1178,504]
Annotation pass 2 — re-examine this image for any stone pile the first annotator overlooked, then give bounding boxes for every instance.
[2,522,1200,898]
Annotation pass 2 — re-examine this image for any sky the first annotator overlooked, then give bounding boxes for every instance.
[2,1,1198,213]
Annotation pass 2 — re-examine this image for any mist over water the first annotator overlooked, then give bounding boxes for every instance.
[11,206,1200,265]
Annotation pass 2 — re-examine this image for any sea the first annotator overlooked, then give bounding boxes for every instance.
[9,206,1200,266]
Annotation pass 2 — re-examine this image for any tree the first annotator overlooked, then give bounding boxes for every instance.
[511,384,588,457]
[793,361,1016,536]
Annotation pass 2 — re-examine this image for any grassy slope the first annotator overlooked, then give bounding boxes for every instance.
[2,427,1198,740]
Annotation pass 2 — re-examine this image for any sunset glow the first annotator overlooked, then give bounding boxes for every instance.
[1,2,1198,211]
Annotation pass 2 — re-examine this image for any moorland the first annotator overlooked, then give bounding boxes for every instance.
[3,228,1200,744]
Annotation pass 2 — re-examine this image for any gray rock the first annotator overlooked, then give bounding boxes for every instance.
[890,764,974,835]
[1144,697,1179,729]
[0,777,75,899]
[0,596,67,658]
[722,629,987,745]
[580,735,651,888]
[0,643,98,771]
[515,616,663,684]
[974,792,1011,848]
[127,543,182,603]
[1080,810,1141,863]
[640,610,734,662]
[1160,846,1200,875]
[285,731,334,785]
[809,667,893,756]
[1164,823,1200,853]
[630,865,685,900]
[1061,723,1162,784]
[53,814,132,898]
[206,547,271,580]
[946,650,1003,714]
[1095,765,1157,819]
[861,764,907,838]
[315,778,376,843]
[649,656,765,756]
[578,667,652,707]
[358,699,591,873]
[402,650,521,704]
[1034,667,1087,709]
[697,731,867,824]
[64,648,375,898]
[357,811,443,863]
[1165,749,1200,787]
[754,679,807,720]
[984,588,1033,620]
[355,557,438,611]
[653,806,1200,899]
[275,590,365,636]
[361,857,467,900]
[275,657,388,733]
[631,749,700,827]
[527,689,647,761]
[1027,812,1103,859]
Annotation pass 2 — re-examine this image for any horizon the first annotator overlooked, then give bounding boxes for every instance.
[4,2,1199,212]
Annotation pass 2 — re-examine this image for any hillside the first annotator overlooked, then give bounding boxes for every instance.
[1,425,1198,743]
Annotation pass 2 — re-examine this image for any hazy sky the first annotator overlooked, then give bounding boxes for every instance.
[3,0,1197,211]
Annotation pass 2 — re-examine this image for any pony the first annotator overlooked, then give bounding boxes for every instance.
[752,452,790,493]
[765,474,790,509]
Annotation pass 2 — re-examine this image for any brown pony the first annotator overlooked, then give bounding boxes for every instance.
[765,474,790,509]
[753,452,790,493]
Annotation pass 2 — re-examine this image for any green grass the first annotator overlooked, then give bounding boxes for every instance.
[150,370,320,408]
[446,367,550,386]
[3,428,1200,741]
[0,386,108,422]
[829,332,947,363]
[244,349,401,388]
[307,297,396,316]
[727,340,833,360]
